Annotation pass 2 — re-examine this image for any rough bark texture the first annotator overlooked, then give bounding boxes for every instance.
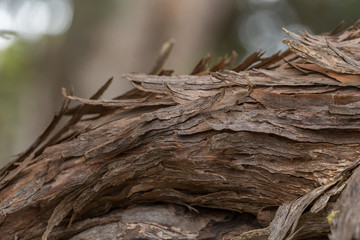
[1,20,360,240]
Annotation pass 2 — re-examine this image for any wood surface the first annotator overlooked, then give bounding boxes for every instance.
[1,20,360,240]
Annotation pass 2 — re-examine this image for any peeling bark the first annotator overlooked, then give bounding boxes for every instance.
[1,21,360,240]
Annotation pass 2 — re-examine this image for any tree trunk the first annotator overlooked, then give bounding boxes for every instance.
[1,20,360,240]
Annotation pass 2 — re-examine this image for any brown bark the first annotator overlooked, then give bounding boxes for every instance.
[1,20,360,240]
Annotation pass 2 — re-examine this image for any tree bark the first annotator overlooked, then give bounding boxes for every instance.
[1,20,360,240]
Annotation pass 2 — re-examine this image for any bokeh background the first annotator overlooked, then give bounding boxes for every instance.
[0,0,359,166]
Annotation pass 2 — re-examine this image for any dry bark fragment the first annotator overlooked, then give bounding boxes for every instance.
[330,167,360,240]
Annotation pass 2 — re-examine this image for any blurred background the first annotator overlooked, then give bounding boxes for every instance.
[0,0,359,166]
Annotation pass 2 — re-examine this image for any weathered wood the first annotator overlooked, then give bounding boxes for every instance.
[1,20,360,240]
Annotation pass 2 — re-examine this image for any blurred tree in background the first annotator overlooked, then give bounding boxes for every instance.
[0,0,359,166]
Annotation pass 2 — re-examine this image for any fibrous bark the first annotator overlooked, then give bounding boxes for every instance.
[1,20,360,240]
